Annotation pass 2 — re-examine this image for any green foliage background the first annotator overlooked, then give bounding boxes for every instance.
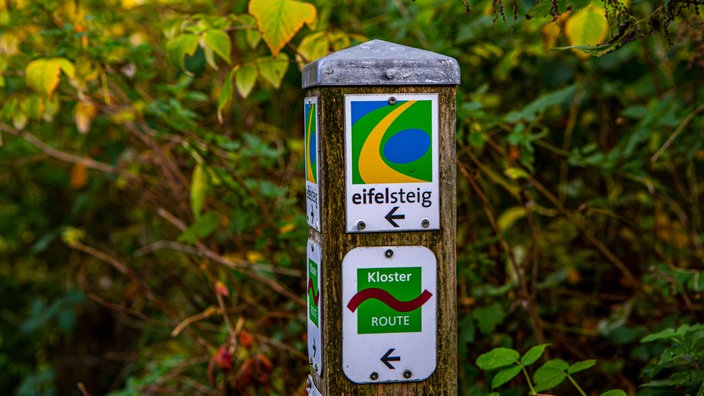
[0,0,702,395]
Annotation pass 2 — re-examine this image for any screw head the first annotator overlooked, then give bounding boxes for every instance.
[314,363,319,372]
[357,221,366,230]
[421,218,430,228]
[403,370,412,379]
[388,96,397,105]
[385,249,393,258]
[370,372,379,380]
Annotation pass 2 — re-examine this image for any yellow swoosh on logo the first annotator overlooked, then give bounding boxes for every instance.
[358,100,424,184]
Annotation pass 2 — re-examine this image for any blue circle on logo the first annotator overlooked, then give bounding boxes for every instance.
[383,129,430,164]
[308,129,316,164]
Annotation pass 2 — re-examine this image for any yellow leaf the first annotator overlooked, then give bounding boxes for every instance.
[279,222,296,234]
[497,207,527,232]
[246,251,265,263]
[541,21,562,49]
[565,5,608,58]
[25,58,75,97]
[74,102,97,134]
[120,0,145,9]
[296,31,329,67]
[249,0,316,56]
[0,32,20,55]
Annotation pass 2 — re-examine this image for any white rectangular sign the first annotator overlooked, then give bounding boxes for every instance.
[307,239,322,374]
[305,97,321,232]
[342,246,437,383]
[345,94,439,233]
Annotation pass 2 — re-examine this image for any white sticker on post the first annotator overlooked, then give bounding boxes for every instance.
[342,246,437,383]
[345,94,439,233]
[305,97,321,232]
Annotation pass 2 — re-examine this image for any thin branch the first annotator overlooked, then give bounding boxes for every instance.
[171,306,219,337]
[70,240,178,316]
[651,103,704,163]
[0,123,118,174]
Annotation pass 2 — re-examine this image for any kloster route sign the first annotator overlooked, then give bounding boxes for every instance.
[307,239,322,374]
[342,246,437,383]
[345,94,439,233]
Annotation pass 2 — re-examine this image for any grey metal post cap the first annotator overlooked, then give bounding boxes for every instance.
[302,39,460,88]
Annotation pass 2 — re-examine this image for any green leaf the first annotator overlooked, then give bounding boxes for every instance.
[476,348,519,370]
[641,370,704,388]
[472,303,506,335]
[641,328,676,343]
[491,365,522,388]
[217,67,235,123]
[257,53,288,89]
[25,58,75,97]
[239,15,262,48]
[521,344,549,367]
[166,34,200,71]
[236,64,258,97]
[178,211,221,244]
[568,359,596,374]
[503,85,577,123]
[249,0,316,56]
[600,390,628,396]
[203,29,231,64]
[533,359,569,392]
[190,163,209,219]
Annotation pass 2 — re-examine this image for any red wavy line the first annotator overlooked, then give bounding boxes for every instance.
[307,278,319,306]
[347,288,432,312]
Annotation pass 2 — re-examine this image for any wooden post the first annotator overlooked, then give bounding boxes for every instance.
[303,40,459,395]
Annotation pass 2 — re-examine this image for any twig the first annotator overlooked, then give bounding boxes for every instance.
[651,103,704,163]
[0,123,118,174]
[70,240,177,316]
[77,383,91,396]
[171,306,219,336]
[86,293,166,325]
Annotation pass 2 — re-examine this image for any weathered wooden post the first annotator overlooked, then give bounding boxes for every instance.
[303,39,460,395]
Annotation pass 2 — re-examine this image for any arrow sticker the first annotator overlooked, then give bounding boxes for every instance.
[384,206,405,227]
[381,348,401,369]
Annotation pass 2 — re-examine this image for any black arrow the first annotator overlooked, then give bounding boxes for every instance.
[312,338,317,358]
[384,206,405,228]
[380,348,401,369]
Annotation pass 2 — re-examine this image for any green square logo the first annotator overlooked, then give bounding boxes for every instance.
[350,100,433,184]
[357,267,422,334]
[308,259,319,327]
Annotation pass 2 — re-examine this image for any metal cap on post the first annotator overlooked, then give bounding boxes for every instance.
[302,39,460,88]
[303,39,459,395]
